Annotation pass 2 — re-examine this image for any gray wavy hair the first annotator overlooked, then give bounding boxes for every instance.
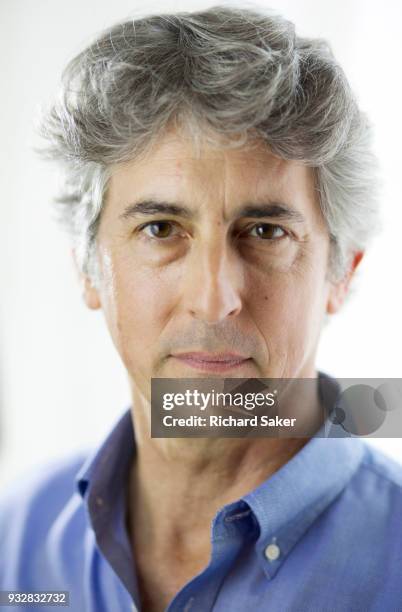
[39,4,380,286]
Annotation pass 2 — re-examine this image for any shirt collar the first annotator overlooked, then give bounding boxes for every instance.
[242,431,365,579]
[75,408,134,501]
[75,408,137,599]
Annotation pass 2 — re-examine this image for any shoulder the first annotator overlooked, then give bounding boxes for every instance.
[350,441,402,520]
[0,451,90,589]
[319,443,402,607]
[359,441,402,489]
[350,440,402,508]
[326,441,402,541]
[0,451,88,520]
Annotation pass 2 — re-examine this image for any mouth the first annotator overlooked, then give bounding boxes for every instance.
[171,352,251,373]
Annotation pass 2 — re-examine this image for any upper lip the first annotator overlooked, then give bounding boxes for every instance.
[172,351,249,362]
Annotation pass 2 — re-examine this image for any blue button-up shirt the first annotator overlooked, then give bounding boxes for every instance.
[1,372,402,611]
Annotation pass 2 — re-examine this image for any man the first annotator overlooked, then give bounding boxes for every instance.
[1,5,401,612]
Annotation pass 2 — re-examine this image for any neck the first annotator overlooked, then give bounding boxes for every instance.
[126,381,322,554]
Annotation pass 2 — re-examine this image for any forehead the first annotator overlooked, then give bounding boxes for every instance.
[107,131,320,222]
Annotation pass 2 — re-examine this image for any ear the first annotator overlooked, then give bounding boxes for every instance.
[326,250,364,315]
[71,249,101,311]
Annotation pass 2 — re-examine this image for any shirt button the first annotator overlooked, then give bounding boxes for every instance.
[264,542,280,561]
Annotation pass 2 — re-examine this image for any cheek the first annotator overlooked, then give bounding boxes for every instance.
[251,255,329,360]
[103,261,174,374]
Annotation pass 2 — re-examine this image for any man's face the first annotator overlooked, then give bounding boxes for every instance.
[85,130,346,400]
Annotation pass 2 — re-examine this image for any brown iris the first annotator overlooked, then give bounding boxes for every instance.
[147,221,174,238]
[253,223,284,239]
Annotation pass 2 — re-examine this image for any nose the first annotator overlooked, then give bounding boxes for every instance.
[182,234,243,324]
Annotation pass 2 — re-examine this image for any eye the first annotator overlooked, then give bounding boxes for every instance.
[246,223,287,240]
[139,220,179,240]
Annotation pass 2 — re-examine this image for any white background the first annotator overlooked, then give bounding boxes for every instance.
[0,0,401,489]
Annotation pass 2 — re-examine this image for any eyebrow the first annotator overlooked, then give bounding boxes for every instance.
[119,199,306,224]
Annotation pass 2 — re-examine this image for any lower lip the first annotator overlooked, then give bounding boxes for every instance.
[172,356,250,372]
